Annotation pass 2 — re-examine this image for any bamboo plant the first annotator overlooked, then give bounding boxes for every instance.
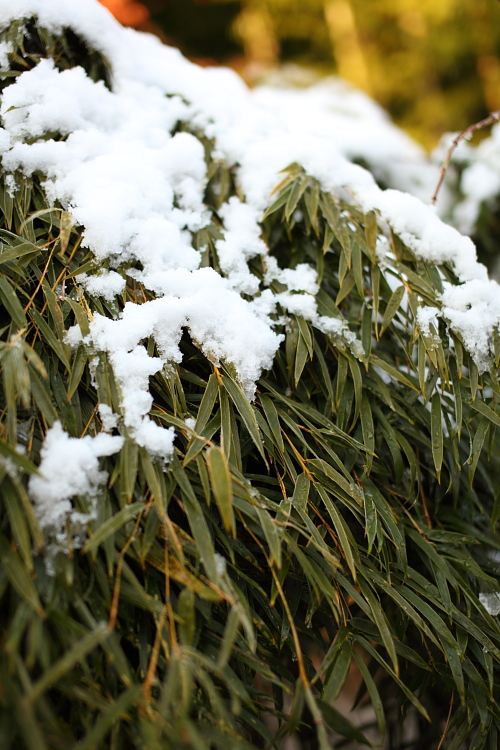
[1,14,500,750]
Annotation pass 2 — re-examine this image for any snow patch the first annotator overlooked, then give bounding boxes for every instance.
[28,422,123,533]
[479,592,500,616]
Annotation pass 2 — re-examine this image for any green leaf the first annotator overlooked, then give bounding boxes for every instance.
[292,472,310,512]
[83,502,144,553]
[296,316,313,359]
[353,650,386,736]
[322,642,352,703]
[0,275,27,329]
[119,438,139,505]
[29,308,70,370]
[216,606,240,668]
[317,486,358,580]
[0,439,39,475]
[380,285,405,336]
[468,418,490,486]
[316,699,371,746]
[360,392,375,474]
[363,483,378,554]
[284,174,309,222]
[0,241,42,265]
[358,578,398,676]
[370,354,418,391]
[172,459,218,581]
[0,532,43,616]
[259,394,284,454]
[255,505,282,568]
[431,391,443,482]
[206,445,234,534]
[221,374,266,464]
[195,373,218,434]
[28,623,110,703]
[65,297,91,338]
[73,686,142,750]
[364,210,378,264]
[294,330,310,386]
[471,399,500,429]
[66,344,88,401]
[4,479,34,572]
[262,187,291,220]
[178,587,196,647]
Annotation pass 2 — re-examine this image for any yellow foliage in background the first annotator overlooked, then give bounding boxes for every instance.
[104,0,500,149]
[231,0,500,147]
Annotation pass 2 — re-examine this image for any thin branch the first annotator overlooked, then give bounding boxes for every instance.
[436,692,454,750]
[108,512,143,631]
[431,111,500,205]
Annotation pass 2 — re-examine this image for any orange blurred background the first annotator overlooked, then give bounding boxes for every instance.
[99,0,150,28]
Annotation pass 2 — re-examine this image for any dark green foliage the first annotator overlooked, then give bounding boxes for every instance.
[1,18,500,750]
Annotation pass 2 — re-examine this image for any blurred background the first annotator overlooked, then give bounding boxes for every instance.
[100,0,500,150]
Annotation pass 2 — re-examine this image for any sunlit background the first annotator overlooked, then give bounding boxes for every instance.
[100,0,500,149]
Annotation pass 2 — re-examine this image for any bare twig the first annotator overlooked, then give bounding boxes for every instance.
[431,111,500,205]
[436,692,454,750]
[108,512,143,631]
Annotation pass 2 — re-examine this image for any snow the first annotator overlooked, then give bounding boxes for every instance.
[2,59,118,139]
[28,421,123,532]
[77,270,126,301]
[479,592,500,616]
[0,39,11,68]
[252,75,440,203]
[216,198,266,295]
[368,189,487,283]
[441,279,500,371]
[98,402,118,432]
[441,126,500,236]
[1,0,500,535]
[416,306,440,339]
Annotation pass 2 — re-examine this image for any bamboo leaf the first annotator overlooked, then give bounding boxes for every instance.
[0,440,39,475]
[172,459,218,581]
[66,344,88,401]
[360,392,375,474]
[284,174,309,222]
[83,502,144,553]
[0,241,42,265]
[292,472,310,512]
[221,374,266,464]
[317,487,358,580]
[29,309,70,370]
[73,686,142,750]
[431,391,443,482]
[178,587,196,647]
[358,578,399,676]
[471,399,500,429]
[364,210,378,264]
[28,623,110,703]
[322,642,352,703]
[0,533,43,616]
[380,285,405,336]
[206,445,234,534]
[259,394,284,454]
[0,275,27,329]
[353,650,386,737]
[468,418,490,486]
[316,699,371,747]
